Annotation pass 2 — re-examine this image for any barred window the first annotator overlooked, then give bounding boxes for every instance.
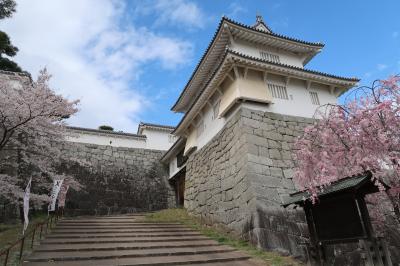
[168,134,177,143]
[260,51,281,63]
[310,91,320,105]
[212,100,220,120]
[268,83,289,100]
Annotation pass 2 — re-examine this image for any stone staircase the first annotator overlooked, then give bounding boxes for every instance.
[23,214,260,265]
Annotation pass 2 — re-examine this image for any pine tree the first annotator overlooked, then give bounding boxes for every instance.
[0,0,22,72]
[0,0,16,19]
[0,31,21,72]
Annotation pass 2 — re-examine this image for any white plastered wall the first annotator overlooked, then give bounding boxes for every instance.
[65,132,146,148]
[183,73,340,152]
[141,128,176,150]
[266,75,337,118]
[230,39,305,68]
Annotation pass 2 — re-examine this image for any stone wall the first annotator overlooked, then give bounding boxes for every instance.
[59,142,175,216]
[185,106,400,264]
[185,107,311,259]
[185,108,255,235]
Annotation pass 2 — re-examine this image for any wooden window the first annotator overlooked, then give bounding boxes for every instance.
[268,83,289,100]
[260,51,281,63]
[212,100,220,120]
[310,91,320,105]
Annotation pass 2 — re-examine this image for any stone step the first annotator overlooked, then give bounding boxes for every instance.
[62,215,145,220]
[35,240,220,252]
[25,245,236,262]
[51,228,195,234]
[60,218,144,222]
[55,225,187,230]
[23,251,251,266]
[46,232,203,239]
[183,261,262,266]
[41,236,210,244]
[56,222,180,226]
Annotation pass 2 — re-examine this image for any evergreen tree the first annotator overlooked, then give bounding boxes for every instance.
[0,31,21,72]
[0,0,21,72]
[0,0,16,19]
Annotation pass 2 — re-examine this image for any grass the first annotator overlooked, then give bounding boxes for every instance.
[0,213,50,266]
[144,208,302,266]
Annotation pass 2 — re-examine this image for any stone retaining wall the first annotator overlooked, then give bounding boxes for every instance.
[185,106,400,264]
[59,142,175,216]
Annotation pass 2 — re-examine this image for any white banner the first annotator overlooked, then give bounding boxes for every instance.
[23,177,32,235]
[48,179,64,212]
[58,182,70,208]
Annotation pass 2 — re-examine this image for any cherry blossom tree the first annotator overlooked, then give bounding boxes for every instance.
[0,69,81,204]
[293,76,400,223]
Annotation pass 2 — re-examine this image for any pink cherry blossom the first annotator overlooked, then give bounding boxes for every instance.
[0,69,82,204]
[293,76,400,224]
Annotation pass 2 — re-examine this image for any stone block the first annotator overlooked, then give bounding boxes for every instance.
[269,149,282,159]
[283,169,294,179]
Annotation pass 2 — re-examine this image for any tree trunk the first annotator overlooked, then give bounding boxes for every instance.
[386,191,400,225]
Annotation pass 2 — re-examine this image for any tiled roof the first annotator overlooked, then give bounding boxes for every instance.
[137,122,175,135]
[67,126,146,138]
[282,172,378,206]
[171,16,324,111]
[172,50,230,134]
[160,137,186,163]
[229,49,360,82]
[138,122,175,130]
[224,16,324,47]
[172,49,359,135]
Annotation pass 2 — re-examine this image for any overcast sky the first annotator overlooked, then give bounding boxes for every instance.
[1,0,399,132]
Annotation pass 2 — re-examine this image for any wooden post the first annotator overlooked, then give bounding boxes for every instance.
[19,236,25,260]
[31,228,36,248]
[39,224,43,240]
[4,248,10,266]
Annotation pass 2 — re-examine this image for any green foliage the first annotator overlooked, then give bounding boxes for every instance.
[0,213,48,265]
[0,57,21,72]
[0,31,18,57]
[144,209,302,266]
[0,0,22,73]
[0,0,16,19]
[98,125,114,131]
[0,31,21,71]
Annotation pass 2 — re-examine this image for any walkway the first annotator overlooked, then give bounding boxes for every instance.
[23,214,261,265]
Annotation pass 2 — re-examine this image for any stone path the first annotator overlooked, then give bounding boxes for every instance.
[23,214,262,265]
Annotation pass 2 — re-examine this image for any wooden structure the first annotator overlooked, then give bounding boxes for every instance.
[283,172,392,265]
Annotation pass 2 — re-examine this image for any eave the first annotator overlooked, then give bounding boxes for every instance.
[160,137,186,163]
[66,126,146,140]
[229,49,359,85]
[173,49,359,136]
[171,16,325,113]
[137,122,175,135]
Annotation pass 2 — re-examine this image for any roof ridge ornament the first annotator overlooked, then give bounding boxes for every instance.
[253,12,272,33]
[256,12,264,23]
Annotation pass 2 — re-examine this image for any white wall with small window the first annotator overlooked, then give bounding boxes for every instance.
[266,76,337,117]
[183,73,339,152]
[259,51,281,63]
[309,91,320,105]
[230,39,304,68]
[190,92,226,149]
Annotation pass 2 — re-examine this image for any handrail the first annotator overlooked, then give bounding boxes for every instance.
[0,211,61,266]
